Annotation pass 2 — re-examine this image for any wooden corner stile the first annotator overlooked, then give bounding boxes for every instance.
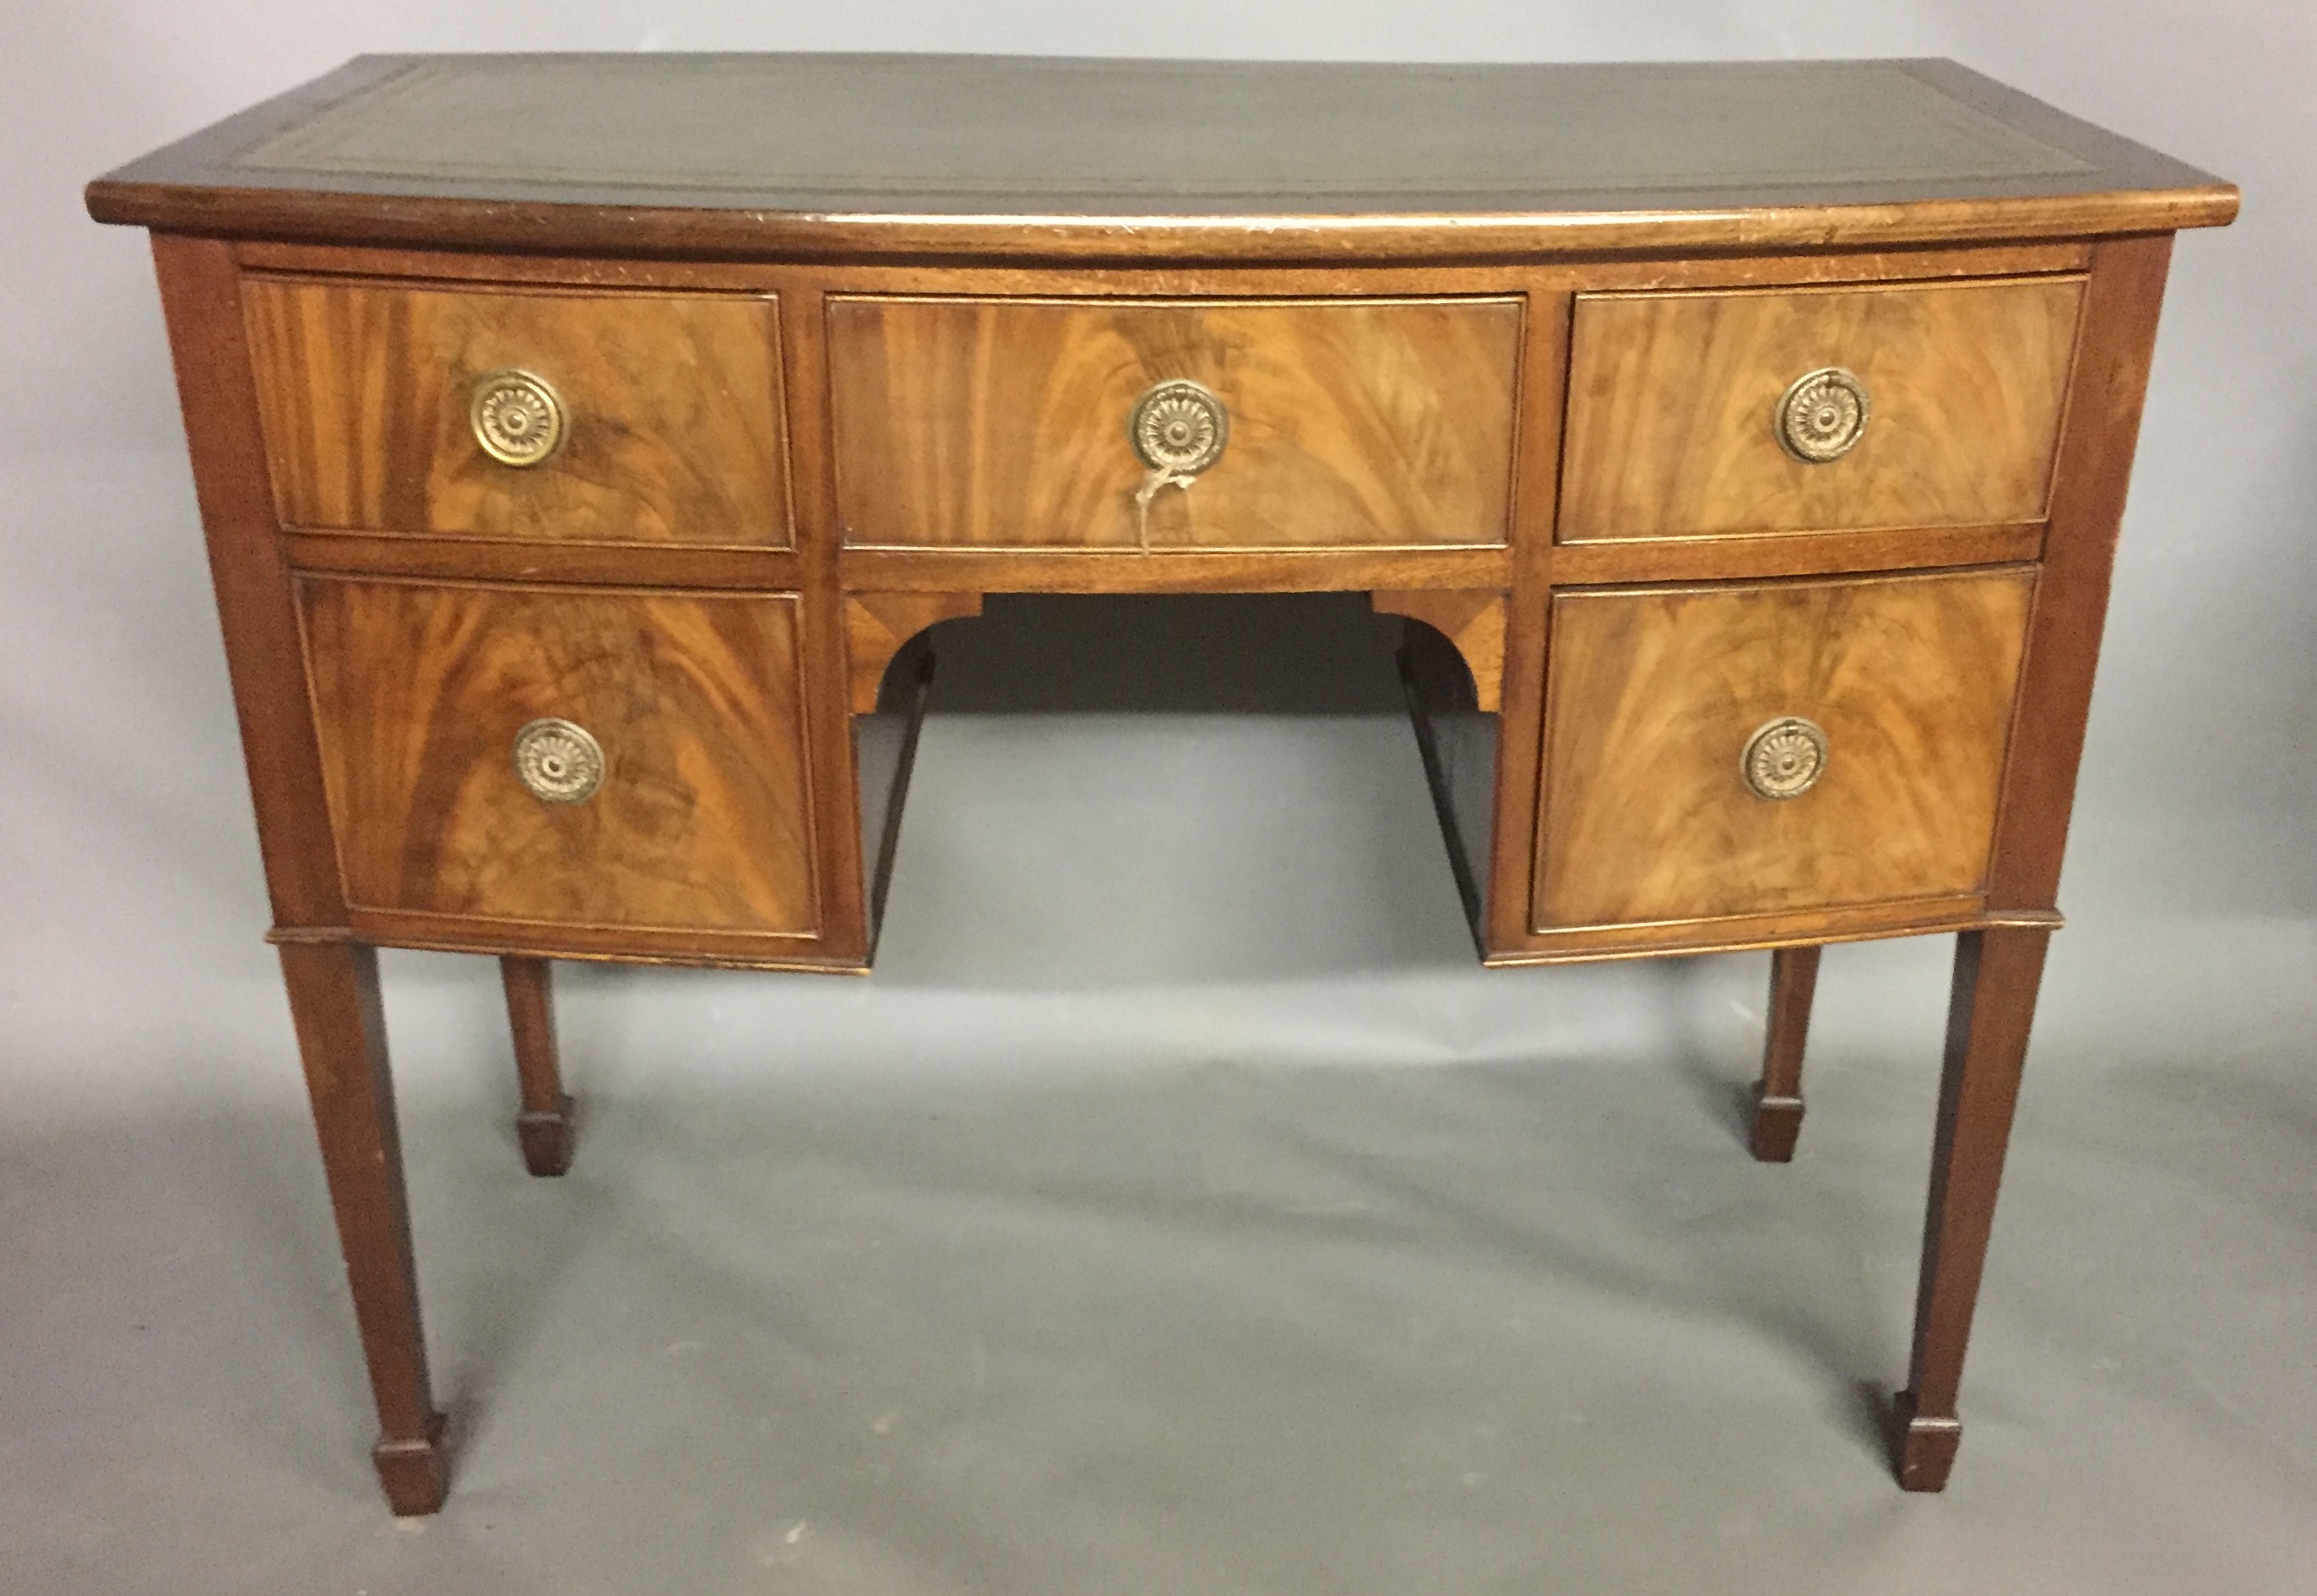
[1891,231,2179,1490]
[152,233,448,1513]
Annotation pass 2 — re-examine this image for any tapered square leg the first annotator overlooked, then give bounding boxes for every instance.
[279,941,448,1515]
[1891,926,2050,1491]
[502,956,574,1176]
[1750,944,1820,1161]
[1890,1390,1964,1492]
[372,1412,453,1517]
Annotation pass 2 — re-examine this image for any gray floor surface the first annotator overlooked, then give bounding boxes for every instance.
[6,598,2314,1593]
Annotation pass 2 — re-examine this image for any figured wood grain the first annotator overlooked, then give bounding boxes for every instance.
[1533,568,2036,932]
[244,277,790,545]
[299,579,819,936]
[845,591,981,713]
[1371,589,1506,712]
[828,296,1522,551]
[1559,276,2083,541]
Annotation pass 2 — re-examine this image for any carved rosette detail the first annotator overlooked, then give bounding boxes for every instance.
[469,369,566,466]
[1741,716,1829,801]
[1776,367,1869,463]
[512,718,605,803]
[1129,379,1229,476]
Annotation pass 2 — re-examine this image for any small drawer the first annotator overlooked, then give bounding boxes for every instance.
[298,578,819,939]
[245,278,791,546]
[827,296,1522,550]
[1557,277,2082,542]
[1533,567,2035,935]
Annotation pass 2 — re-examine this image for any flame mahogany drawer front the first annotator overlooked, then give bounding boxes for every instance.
[244,277,794,546]
[826,296,1524,551]
[1558,276,2086,543]
[88,55,2235,1517]
[1532,567,2037,948]
[296,578,822,952]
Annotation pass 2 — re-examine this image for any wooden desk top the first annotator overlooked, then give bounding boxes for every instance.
[86,54,2236,260]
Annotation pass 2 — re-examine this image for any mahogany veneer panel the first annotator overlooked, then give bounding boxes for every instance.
[1559,276,2082,541]
[298,578,819,936]
[246,277,790,545]
[827,296,1522,551]
[1533,567,2036,932]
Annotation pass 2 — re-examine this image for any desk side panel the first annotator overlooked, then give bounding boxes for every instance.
[150,233,348,935]
[1984,232,2175,910]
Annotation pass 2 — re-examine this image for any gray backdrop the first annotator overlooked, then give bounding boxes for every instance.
[4,5,2312,1593]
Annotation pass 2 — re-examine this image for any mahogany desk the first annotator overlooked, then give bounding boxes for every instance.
[86,54,2237,1514]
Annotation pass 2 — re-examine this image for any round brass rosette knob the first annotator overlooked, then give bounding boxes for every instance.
[469,369,566,467]
[1776,367,1869,463]
[1741,716,1829,801]
[1129,379,1229,477]
[512,718,604,803]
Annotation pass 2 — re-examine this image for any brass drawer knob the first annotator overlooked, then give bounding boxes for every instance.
[1776,367,1869,463]
[512,718,604,803]
[1742,716,1828,801]
[469,369,566,466]
[1129,379,1229,477]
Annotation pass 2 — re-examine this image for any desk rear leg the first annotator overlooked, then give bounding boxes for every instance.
[281,942,449,1513]
[502,956,574,1176]
[1750,944,1820,1161]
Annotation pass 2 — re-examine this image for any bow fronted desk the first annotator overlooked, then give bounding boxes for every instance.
[86,54,2236,1514]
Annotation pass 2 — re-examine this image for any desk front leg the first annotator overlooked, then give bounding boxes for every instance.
[279,941,448,1515]
[1893,924,2050,1490]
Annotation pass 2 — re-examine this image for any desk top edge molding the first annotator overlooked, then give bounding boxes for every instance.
[87,53,2238,262]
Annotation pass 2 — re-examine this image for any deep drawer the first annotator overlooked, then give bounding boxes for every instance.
[297,578,819,938]
[245,278,791,546]
[1557,276,2082,542]
[1532,567,2036,934]
[827,295,1523,551]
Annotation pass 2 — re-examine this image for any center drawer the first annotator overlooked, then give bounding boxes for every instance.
[827,296,1523,551]
[296,578,821,942]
